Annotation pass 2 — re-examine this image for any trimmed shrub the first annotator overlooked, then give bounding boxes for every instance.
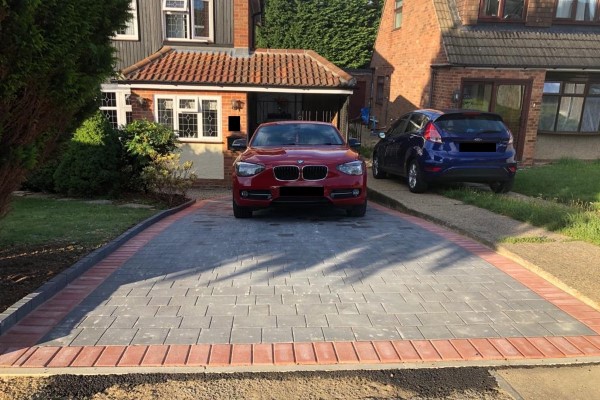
[119,120,178,191]
[53,113,122,197]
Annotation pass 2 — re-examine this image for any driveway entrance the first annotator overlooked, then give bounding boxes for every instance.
[1,198,599,369]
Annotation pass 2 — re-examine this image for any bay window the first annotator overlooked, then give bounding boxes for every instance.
[539,79,600,133]
[156,95,221,141]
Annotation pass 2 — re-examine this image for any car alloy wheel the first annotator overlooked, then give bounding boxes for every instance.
[407,160,427,193]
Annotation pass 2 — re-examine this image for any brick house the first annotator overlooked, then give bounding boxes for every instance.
[370,0,600,164]
[102,0,355,185]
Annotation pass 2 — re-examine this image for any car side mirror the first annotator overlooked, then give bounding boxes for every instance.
[348,138,361,149]
[231,138,247,151]
[378,132,386,139]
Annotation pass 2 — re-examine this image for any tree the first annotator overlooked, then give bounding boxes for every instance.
[256,0,382,69]
[0,0,131,217]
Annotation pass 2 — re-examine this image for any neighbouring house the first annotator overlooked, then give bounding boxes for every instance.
[370,0,600,164]
[102,0,355,186]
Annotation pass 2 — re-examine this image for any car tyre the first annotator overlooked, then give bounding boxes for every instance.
[233,199,252,218]
[490,178,514,194]
[372,153,387,179]
[407,160,428,193]
[346,200,367,217]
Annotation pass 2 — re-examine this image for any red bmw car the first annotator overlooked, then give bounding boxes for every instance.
[231,121,367,218]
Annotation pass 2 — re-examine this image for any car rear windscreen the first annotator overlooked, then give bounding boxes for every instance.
[435,114,508,135]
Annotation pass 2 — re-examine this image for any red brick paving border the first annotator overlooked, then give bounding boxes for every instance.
[1,201,600,369]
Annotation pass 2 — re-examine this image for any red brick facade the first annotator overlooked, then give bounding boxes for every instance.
[233,0,251,49]
[369,0,585,164]
[370,0,447,129]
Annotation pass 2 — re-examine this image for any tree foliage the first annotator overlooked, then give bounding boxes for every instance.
[0,0,131,217]
[256,0,382,69]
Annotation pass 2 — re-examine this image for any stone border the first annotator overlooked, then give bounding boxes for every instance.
[0,199,196,335]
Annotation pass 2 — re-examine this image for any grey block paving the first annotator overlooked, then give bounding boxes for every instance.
[37,199,594,346]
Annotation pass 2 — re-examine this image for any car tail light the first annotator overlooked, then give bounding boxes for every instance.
[424,123,442,144]
[507,165,517,173]
[507,129,514,145]
[424,166,442,172]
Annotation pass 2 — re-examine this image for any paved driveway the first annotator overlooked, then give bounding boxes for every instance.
[1,198,599,369]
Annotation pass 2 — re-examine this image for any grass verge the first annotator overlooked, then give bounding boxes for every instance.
[442,183,600,246]
[513,158,600,208]
[0,196,158,248]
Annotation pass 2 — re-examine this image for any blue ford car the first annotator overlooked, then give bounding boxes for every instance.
[372,109,517,193]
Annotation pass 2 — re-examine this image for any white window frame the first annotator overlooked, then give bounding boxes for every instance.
[162,0,214,43]
[100,88,133,128]
[114,0,139,41]
[163,0,189,11]
[154,94,221,143]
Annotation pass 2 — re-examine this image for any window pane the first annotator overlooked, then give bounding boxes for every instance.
[503,0,524,19]
[556,97,584,131]
[556,0,574,18]
[461,83,493,112]
[582,97,600,131]
[482,0,500,17]
[166,13,188,38]
[158,99,174,129]
[101,92,117,108]
[102,110,118,130]
[543,82,561,94]
[575,0,597,20]
[193,0,209,37]
[178,113,198,138]
[539,97,559,131]
[202,100,218,137]
[589,84,600,95]
[564,83,585,94]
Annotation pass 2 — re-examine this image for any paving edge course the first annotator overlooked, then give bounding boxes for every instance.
[366,189,600,313]
[0,199,196,336]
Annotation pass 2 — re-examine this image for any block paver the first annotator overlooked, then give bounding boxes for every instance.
[1,199,600,369]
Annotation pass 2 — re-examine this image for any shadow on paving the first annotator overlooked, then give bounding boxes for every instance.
[36,198,591,347]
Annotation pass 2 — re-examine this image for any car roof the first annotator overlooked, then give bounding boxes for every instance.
[257,120,336,128]
[411,108,503,120]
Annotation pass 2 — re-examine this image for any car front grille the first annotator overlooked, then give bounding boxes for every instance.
[274,166,300,181]
[302,166,328,180]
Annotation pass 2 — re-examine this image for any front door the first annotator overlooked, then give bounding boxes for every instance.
[461,81,529,161]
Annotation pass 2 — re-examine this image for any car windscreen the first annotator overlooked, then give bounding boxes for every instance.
[251,124,344,146]
[435,114,508,135]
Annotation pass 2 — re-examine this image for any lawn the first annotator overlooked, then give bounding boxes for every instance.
[441,159,600,246]
[0,196,159,312]
[0,196,158,247]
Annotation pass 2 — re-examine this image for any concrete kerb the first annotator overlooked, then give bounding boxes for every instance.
[0,199,196,336]
[366,188,600,313]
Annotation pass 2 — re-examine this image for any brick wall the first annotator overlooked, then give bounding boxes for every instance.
[370,0,447,129]
[431,67,547,165]
[455,0,479,25]
[525,0,555,27]
[130,89,249,185]
[233,0,250,49]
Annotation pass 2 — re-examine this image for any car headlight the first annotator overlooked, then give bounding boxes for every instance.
[337,161,364,176]
[235,161,265,177]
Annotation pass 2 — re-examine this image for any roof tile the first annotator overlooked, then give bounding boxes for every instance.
[121,48,354,88]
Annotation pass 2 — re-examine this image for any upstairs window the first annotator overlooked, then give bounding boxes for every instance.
[394,0,403,29]
[480,0,526,20]
[163,0,214,42]
[114,0,139,40]
[555,0,599,22]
